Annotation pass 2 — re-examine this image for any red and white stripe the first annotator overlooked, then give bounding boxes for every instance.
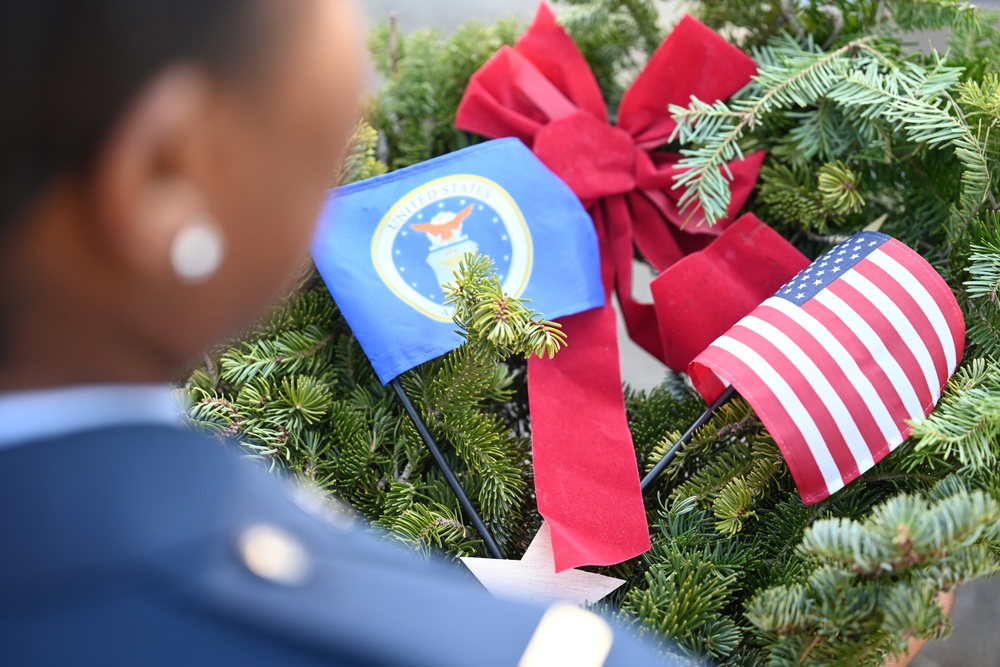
[690,239,964,504]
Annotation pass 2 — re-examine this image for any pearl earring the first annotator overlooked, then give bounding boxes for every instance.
[170,215,227,283]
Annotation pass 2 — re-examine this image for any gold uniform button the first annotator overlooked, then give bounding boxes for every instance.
[237,524,311,586]
[518,604,614,667]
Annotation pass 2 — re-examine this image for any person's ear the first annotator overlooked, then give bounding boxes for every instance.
[88,66,225,284]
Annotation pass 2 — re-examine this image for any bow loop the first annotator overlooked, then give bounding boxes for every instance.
[631,150,768,239]
[533,111,637,203]
[458,4,763,247]
[457,4,607,146]
[617,15,759,148]
[458,47,574,145]
[514,3,608,122]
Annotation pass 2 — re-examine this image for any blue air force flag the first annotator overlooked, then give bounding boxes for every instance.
[312,138,605,383]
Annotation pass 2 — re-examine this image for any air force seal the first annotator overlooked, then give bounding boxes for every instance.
[372,175,533,321]
[315,138,605,383]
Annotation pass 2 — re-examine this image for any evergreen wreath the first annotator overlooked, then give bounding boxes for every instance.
[184,1,1000,664]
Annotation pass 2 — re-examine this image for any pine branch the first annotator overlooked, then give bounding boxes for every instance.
[908,359,1000,472]
[670,35,877,225]
[885,0,979,33]
[671,30,990,230]
[340,122,388,185]
[824,62,988,227]
[445,253,566,361]
[746,487,1000,666]
[817,161,865,215]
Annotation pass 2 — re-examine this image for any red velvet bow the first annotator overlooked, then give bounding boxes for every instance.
[456,4,808,571]
[457,3,766,366]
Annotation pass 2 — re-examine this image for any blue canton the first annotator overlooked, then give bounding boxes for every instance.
[775,231,890,305]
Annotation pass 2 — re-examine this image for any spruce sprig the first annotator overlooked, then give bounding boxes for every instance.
[908,358,1000,471]
[444,253,567,362]
[669,34,879,224]
[745,488,1000,666]
[669,34,988,228]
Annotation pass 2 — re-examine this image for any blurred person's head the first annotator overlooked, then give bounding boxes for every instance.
[0,0,364,390]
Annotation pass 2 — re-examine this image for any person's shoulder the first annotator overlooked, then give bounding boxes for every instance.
[0,425,671,666]
[0,424,267,589]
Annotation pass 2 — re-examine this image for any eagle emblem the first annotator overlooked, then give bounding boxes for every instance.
[409,204,475,245]
[372,175,533,321]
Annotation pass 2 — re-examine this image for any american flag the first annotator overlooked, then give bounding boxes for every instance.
[689,232,965,504]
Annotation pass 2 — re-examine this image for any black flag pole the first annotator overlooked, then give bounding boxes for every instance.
[640,385,738,493]
[390,378,505,559]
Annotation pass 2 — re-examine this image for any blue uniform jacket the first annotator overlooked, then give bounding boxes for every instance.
[0,425,673,665]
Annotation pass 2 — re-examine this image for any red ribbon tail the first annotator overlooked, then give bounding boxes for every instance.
[528,304,651,572]
[651,214,811,372]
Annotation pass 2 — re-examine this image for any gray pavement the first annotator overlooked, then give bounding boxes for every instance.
[362,2,1000,664]
[364,0,538,32]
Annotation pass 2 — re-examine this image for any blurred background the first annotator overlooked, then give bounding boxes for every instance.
[361,2,1000,665]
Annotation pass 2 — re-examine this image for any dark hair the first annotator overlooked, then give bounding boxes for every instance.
[0,0,262,228]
